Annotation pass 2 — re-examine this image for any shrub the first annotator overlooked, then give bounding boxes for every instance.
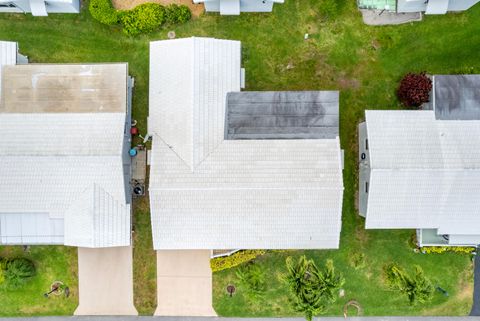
[210,250,266,272]
[89,0,119,25]
[421,246,475,255]
[284,256,344,321]
[384,263,434,305]
[397,72,432,108]
[4,258,36,287]
[236,262,266,302]
[165,4,192,24]
[121,3,166,36]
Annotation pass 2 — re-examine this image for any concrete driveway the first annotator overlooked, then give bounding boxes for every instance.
[75,247,138,316]
[155,250,217,316]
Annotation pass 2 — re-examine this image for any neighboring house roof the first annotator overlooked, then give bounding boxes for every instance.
[365,77,480,235]
[225,91,339,139]
[0,57,131,247]
[149,37,344,250]
[433,75,480,120]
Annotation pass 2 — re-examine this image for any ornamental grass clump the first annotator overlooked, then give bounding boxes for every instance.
[397,72,432,108]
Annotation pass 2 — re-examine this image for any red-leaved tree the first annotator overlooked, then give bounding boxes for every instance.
[397,72,432,108]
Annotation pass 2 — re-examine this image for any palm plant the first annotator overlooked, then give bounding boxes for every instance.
[385,263,434,305]
[235,262,267,302]
[284,256,345,321]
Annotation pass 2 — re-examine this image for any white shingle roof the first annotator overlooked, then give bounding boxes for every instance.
[0,41,17,102]
[149,37,241,170]
[365,109,480,235]
[149,37,344,250]
[0,62,131,247]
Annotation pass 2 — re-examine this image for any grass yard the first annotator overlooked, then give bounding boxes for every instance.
[0,0,479,316]
[0,246,78,316]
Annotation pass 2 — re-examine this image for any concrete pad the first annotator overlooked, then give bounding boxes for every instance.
[75,247,138,316]
[155,250,217,316]
[360,9,422,25]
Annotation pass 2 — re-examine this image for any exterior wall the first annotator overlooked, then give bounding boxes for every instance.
[448,234,480,246]
[447,0,479,11]
[358,122,370,217]
[204,0,276,13]
[397,0,480,13]
[418,228,480,247]
[0,0,80,14]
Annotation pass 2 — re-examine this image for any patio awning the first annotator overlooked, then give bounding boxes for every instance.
[30,0,48,16]
[425,0,449,14]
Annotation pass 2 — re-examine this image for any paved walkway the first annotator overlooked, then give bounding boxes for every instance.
[155,250,217,316]
[471,252,480,316]
[75,247,138,316]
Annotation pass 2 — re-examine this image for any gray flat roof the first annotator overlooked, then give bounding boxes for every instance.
[225,91,339,140]
[434,75,480,120]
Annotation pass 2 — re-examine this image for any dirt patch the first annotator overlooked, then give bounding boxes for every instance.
[111,0,205,17]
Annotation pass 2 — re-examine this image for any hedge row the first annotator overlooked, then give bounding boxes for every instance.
[210,250,266,272]
[420,246,475,254]
[89,0,192,35]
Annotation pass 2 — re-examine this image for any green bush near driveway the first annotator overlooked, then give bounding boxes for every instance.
[211,250,266,272]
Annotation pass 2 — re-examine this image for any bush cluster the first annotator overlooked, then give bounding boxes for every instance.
[165,4,192,24]
[0,257,36,288]
[210,250,266,272]
[397,72,432,108]
[89,0,192,35]
[420,246,475,254]
[89,0,119,25]
[120,3,166,36]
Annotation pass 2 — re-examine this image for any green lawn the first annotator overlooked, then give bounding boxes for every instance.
[0,0,479,316]
[0,246,78,316]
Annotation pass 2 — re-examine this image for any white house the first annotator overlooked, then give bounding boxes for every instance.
[359,75,480,247]
[148,37,344,252]
[0,0,79,16]
[0,41,133,248]
[193,0,283,15]
[397,0,479,14]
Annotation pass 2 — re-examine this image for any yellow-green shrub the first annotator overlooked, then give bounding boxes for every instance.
[210,250,266,272]
[420,246,475,254]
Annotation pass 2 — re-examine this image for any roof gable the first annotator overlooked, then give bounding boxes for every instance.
[149,37,241,170]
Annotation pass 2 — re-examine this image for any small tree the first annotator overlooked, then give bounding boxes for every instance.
[397,72,432,108]
[284,256,345,321]
[385,263,434,305]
